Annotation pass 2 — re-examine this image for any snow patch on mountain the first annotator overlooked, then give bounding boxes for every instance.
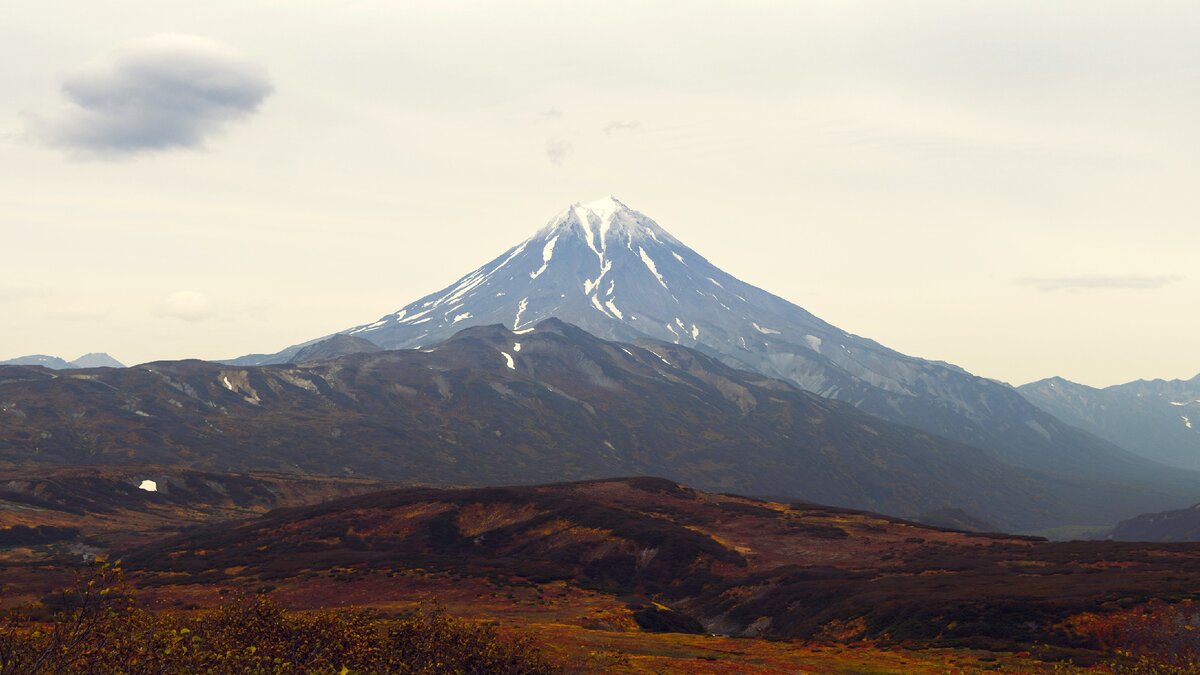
[514,298,529,329]
[639,247,668,290]
[530,235,559,280]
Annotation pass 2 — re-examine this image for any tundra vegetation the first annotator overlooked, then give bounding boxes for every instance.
[0,565,554,675]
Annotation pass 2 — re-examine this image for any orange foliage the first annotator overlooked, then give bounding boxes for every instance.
[0,564,556,675]
[1067,600,1200,670]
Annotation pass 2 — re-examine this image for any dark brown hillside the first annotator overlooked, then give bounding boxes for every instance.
[124,477,1200,654]
[0,466,395,563]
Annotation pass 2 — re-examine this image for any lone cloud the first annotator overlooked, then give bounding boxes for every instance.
[34,34,273,157]
[545,138,571,167]
[602,120,640,135]
[1019,275,1184,292]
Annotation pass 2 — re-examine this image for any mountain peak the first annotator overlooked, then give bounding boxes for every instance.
[576,195,626,217]
[543,196,675,251]
[72,352,126,369]
[266,198,778,355]
[290,334,381,364]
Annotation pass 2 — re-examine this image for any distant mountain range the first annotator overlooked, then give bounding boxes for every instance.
[228,197,1194,499]
[0,352,124,369]
[1,320,1195,532]
[1019,373,1200,471]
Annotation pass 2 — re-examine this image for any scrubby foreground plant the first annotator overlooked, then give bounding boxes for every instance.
[1067,600,1200,674]
[0,564,556,674]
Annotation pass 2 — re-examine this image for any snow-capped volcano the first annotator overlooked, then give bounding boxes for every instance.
[236,197,1186,489]
[343,196,833,355]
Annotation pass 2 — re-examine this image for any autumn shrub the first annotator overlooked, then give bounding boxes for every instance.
[0,564,557,674]
[1104,659,1200,675]
[1068,600,1200,672]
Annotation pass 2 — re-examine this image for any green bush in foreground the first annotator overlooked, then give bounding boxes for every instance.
[0,564,556,674]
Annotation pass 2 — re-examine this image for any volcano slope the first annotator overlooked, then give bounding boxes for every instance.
[0,319,1169,532]
[123,477,1200,659]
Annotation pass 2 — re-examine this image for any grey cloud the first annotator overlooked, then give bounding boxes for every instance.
[545,138,571,167]
[602,120,641,135]
[34,34,273,157]
[1020,275,1184,292]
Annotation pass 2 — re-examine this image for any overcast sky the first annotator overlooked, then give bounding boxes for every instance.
[2,1,1197,387]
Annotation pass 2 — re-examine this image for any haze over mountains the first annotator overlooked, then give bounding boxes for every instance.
[1020,373,1200,471]
[231,197,1194,503]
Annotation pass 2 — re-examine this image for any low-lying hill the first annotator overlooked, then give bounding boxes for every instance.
[1110,502,1200,542]
[124,477,1200,655]
[0,466,395,562]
